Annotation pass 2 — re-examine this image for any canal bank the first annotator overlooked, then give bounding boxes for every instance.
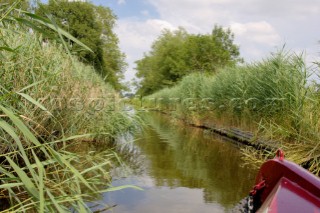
[92,112,257,213]
[137,51,320,176]
[156,110,279,152]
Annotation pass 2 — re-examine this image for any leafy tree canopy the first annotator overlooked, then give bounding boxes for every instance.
[36,0,126,90]
[0,0,29,11]
[135,26,242,95]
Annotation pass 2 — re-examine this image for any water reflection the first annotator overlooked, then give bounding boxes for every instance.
[98,112,257,212]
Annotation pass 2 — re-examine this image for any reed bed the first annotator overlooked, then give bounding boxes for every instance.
[145,51,320,174]
[0,23,137,212]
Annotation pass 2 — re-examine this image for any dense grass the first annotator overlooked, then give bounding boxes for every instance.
[145,51,320,174]
[0,24,137,212]
[1,26,134,139]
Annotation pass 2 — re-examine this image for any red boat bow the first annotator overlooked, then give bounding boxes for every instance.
[250,150,320,212]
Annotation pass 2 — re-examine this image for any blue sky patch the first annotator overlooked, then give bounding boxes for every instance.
[93,0,159,20]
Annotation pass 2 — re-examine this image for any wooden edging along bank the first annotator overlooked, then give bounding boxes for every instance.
[141,108,317,174]
[155,110,278,152]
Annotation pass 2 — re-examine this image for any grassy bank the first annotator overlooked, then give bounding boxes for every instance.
[141,51,320,174]
[0,24,136,211]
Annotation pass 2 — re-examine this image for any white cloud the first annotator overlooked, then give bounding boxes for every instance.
[147,0,231,33]
[115,0,320,85]
[117,0,126,5]
[146,0,319,48]
[115,18,176,82]
[116,18,175,56]
[230,21,281,45]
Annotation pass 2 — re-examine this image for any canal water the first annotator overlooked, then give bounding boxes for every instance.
[97,112,257,212]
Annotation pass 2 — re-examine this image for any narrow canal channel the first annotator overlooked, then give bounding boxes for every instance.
[100,112,257,212]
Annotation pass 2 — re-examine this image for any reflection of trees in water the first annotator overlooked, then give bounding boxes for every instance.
[114,133,147,176]
[133,112,257,209]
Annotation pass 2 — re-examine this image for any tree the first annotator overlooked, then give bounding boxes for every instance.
[95,5,126,90]
[135,26,241,95]
[36,0,126,90]
[135,28,188,95]
[0,0,29,10]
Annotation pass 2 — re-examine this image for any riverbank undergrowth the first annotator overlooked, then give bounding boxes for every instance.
[0,21,136,213]
[141,51,320,175]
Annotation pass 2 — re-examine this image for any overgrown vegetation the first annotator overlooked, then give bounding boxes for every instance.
[135,26,241,95]
[0,1,137,212]
[142,51,320,175]
[36,0,126,90]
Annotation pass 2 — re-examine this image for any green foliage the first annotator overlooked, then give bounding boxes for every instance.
[0,0,29,10]
[150,50,312,125]
[36,0,126,90]
[146,50,320,174]
[0,5,138,211]
[202,51,309,120]
[135,26,241,95]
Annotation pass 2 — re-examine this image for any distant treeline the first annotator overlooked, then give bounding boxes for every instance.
[135,26,242,95]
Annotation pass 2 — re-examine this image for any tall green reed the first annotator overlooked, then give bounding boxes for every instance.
[146,50,320,174]
[0,2,139,211]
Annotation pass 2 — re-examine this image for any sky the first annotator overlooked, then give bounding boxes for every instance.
[91,0,320,85]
